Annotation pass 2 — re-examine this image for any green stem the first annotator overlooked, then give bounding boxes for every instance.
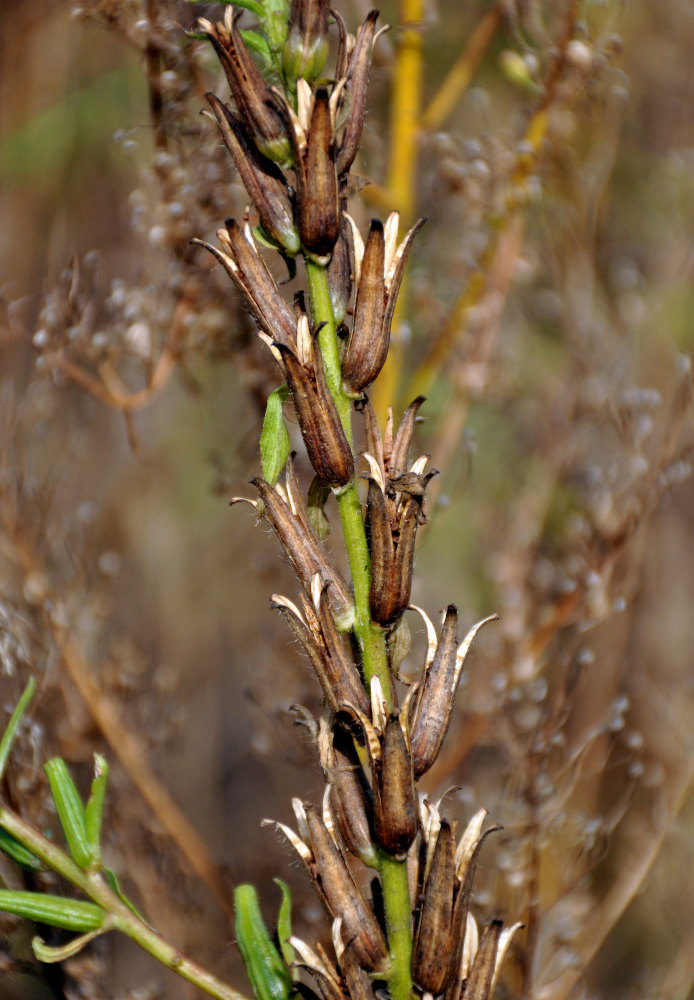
[379,850,414,1000]
[304,257,392,704]
[306,257,412,1000]
[0,807,246,1000]
[304,257,352,438]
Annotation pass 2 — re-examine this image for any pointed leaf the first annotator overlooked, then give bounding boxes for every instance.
[260,386,291,486]
[0,828,41,871]
[306,476,331,540]
[273,879,295,968]
[33,926,107,963]
[44,758,92,870]
[0,678,36,782]
[84,753,109,871]
[235,883,293,1000]
[0,890,105,932]
[103,867,148,923]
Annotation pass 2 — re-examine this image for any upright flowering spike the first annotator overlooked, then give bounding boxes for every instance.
[273,315,354,486]
[200,12,291,164]
[409,607,499,777]
[283,0,330,84]
[205,95,300,256]
[343,214,425,393]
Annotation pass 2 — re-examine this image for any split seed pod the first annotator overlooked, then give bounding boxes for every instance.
[409,607,498,777]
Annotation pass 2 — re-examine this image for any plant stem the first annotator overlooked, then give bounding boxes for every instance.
[306,257,412,999]
[0,807,246,1000]
[304,257,392,704]
[379,850,414,1000]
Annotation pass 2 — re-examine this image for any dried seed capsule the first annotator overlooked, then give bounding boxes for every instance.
[200,13,291,164]
[304,805,388,972]
[295,89,340,257]
[412,821,460,995]
[342,215,425,394]
[342,220,386,393]
[249,476,353,624]
[409,608,498,777]
[326,731,376,865]
[460,920,503,1000]
[205,96,299,256]
[272,587,368,717]
[372,714,418,858]
[275,318,354,487]
[326,211,353,326]
[367,479,429,627]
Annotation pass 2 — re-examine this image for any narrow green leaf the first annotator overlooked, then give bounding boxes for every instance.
[0,678,36,782]
[241,29,273,67]
[234,884,292,1000]
[0,828,42,871]
[260,386,291,486]
[273,879,295,968]
[103,867,148,923]
[84,754,108,871]
[306,477,332,540]
[33,926,107,963]
[191,0,264,12]
[44,758,92,870]
[0,890,105,932]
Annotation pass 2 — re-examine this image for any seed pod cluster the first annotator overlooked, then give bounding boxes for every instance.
[195,5,522,1000]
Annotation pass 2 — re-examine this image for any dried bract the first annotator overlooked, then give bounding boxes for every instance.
[192,218,296,345]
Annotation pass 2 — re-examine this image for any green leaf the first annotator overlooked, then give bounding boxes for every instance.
[0,890,105,932]
[84,754,108,871]
[260,0,290,54]
[33,927,107,963]
[0,828,42,871]
[234,884,293,1000]
[273,879,295,968]
[241,29,274,67]
[260,386,291,486]
[191,0,265,12]
[306,477,331,540]
[103,867,148,923]
[44,758,92,870]
[0,678,36,782]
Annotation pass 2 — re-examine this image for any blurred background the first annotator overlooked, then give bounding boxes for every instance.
[2,1,694,998]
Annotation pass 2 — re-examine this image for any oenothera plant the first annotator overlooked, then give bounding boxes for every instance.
[0,1,522,997]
